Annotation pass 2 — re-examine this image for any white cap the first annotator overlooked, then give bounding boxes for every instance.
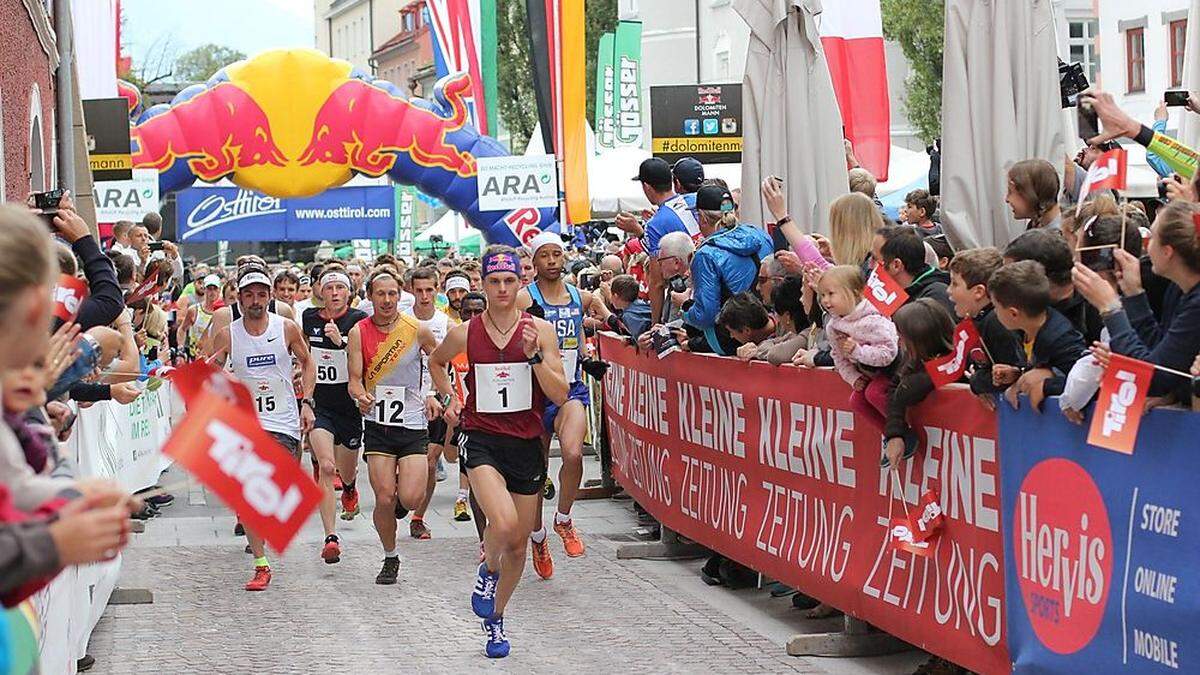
[238,271,271,289]
[202,274,222,288]
[528,231,565,256]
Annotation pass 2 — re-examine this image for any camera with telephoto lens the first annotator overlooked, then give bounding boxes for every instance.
[1059,59,1090,108]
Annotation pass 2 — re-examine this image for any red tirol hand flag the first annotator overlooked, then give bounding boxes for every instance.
[1087,353,1155,454]
[924,318,981,387]
[865,263,908,317]
[126,265,165,304]
[910,489,945,543]
[53,274,88,322]
[169,359,255,416]
[889,517,937,558]
[161,390,321,553]
[819,0,890,180]
[1076,148,1127,211]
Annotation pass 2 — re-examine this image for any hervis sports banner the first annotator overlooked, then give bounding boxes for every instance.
[998,401,1200,672]
[598,334,1009,674]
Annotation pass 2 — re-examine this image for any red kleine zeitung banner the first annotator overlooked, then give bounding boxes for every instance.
[597,334,1008,674]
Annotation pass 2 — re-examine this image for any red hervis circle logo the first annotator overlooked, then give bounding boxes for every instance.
[1014,458,1113,654]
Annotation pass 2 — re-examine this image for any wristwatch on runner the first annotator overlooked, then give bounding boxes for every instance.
[527,352,544,365]
[300,397,315,409]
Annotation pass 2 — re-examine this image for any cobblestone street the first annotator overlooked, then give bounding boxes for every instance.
[87,458,925,674]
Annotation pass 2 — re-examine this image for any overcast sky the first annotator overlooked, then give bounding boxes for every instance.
[123,0,316,68]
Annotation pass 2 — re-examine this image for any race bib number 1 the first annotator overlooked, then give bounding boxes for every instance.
[312,347,349,384]
[474,363,533,413]
[373,386,406,426]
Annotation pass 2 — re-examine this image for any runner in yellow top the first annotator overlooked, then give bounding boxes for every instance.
[347,268,440,585]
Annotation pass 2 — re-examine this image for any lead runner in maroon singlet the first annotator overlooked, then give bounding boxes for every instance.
[429,245,568,659]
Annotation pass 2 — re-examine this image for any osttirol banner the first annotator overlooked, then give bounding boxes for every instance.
[595,32,617,149]
[613,20,643,148]
[395,184,417,257]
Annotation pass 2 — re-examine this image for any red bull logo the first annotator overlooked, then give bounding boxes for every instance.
[298,75,477,178]
[130,48,560,249]
[131,83,287,182]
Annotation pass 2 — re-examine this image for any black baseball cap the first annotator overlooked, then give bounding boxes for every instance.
[632,158,672,187]
[695,184,736,212]
[671,157,705,192]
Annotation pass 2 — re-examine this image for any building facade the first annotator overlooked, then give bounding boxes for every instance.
[0,0,58,202]
[1096,0,1187,126]
[314,0,411,73]
[370,0,436,97]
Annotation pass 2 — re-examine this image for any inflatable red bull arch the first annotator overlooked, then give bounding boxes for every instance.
[127,49,556,247]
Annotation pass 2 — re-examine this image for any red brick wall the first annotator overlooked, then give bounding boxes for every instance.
[0,0,56,203]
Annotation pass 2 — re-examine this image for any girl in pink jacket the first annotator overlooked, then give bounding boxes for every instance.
[817,266,899,431]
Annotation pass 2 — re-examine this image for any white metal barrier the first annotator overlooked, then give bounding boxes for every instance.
[31,383,174,673]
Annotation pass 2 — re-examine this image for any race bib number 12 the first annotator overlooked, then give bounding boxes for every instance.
[373,386,406,426]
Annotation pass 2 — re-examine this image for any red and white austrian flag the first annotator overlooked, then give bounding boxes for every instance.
[911,490,945,542]
[162,391,321,552]
[1077,148,1128,207]
[53,274,88,322]
[924,318,981,387]
[819,0,891,181]
[1086,353,1154,454]
[865,263,908,317]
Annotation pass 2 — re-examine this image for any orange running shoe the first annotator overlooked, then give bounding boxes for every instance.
[245,566,271,591]
[340,486,359,520]
[531,537,554,579]
[333,472,344,491]
[554,520,585,557]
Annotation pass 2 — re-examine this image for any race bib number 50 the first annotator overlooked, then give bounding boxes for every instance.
[474,363,532,413]
[312,347,348,384]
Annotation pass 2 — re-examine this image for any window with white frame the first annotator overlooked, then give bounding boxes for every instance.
[1068,18,1100,86]
[714,33,730,80]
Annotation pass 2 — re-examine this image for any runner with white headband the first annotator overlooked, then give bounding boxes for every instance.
[441,270,474,521]
[429,245,568,659]
[517,232,613,578]
[302,265,370,563]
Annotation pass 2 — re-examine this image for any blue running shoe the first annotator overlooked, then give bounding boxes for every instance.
[482,616,510,658]
[472,562,499,618]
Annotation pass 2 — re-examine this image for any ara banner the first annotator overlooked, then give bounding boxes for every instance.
[598,334,1009,674]
[998,401,1200,672]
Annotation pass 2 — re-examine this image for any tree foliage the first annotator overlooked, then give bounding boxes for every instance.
[496,0,617,153]
[497,2,536,154]
[881,0,944,144]
[585,0,618,123]
[174,44,247,84]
